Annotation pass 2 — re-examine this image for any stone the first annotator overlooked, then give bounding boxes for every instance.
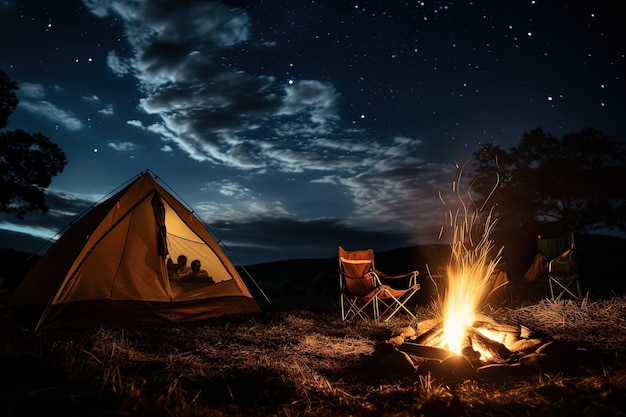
[477,362,536,382]
[378,349,417,377]
[417,355,476,381]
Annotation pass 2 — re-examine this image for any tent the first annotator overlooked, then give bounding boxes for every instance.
[10,170,262,330]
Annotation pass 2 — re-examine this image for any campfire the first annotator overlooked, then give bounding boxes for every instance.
[404,313,521,366]
[434,196,503,361]
[420,172,509,363]
[373,174,597,381]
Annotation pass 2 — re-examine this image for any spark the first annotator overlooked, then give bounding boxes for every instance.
[438,164,503,355]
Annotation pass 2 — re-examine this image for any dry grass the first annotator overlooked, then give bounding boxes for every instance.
[507,297,626,351]
[1,296,626,417]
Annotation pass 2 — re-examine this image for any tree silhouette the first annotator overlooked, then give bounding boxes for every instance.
[0,69,67,218]
[0,70,19,129]
[473,127,626,235]
[472,128,626,273]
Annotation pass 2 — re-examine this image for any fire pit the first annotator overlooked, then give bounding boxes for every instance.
[372,177,603,382]
[373,313,601,383]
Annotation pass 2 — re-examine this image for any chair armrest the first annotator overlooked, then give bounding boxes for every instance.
[338,269,372,280]
[375,270,419,287]
[546,250,576,275]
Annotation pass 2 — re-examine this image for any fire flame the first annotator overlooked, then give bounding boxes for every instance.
[438,169,503,358]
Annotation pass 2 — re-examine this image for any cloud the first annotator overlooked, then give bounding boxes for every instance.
[19,82,46,99]
[80,95,114,116]
[337,164,454,234]
[107,141,137,151]
[82,0,348,169]
[106,50,132,76]
[77,0,460,250]
[82,94,100,102]
[98,105,114,115]
[194,179,294,222]
[126,119,144,128]
[16,82,84,131]
[18,100,84,131]
[0,189,98,250]
[277,80,341,127]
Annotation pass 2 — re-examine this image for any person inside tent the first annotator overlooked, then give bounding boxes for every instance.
[186,260,215,284]
[168,255,192,281]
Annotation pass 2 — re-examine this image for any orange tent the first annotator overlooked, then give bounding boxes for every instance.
[11,170,261,329]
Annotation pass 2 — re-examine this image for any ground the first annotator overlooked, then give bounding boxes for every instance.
[1,294,626,417]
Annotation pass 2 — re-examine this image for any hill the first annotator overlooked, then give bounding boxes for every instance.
[238,244,451,302]
[240,235,626,303]
[2,234,625,301]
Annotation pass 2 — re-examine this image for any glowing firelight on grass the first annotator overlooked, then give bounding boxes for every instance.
[438,167,503,357]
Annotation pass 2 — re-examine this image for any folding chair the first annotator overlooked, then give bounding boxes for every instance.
[338,246,420,322]
[537,232,581,300]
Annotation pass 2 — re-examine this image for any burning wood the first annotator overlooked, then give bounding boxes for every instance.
[398,316,516,365]
[373,314,606,383]
[464,325,512,363]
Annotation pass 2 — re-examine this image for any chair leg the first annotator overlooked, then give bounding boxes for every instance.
[377,288,418,321]
[341,293,378,321]
[549,276,581,300]
[373,296,380,322]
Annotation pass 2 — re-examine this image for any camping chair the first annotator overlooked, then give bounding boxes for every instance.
[536,232,582,300]
[338,246,420,322]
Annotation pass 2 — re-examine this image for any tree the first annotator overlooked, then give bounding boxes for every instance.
[0,69,19,129]
[472,128,626,272]
[0,69,67,218]
[473,127,626,235]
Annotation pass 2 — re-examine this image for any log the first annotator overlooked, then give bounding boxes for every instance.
[471,320,520,347]
[461,332,481,362]
[466,326,512,362]
[471,319,521,336]
[413,320,444,345]
[399,342,455,360]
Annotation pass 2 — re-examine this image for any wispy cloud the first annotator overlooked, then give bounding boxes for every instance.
[16,82,84,131]
[18,100,84,131]
[98,105,114,116]
[82,94,100,102]
[0,189,98,247]
[107,141,137,151]
[194,179,294,222]
[19,82,46,99]
[78,0,457,249]
[82,0,346,170]
[126,119,144,128]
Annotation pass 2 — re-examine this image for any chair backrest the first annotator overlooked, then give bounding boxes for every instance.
[537,232,575,261]
[338,246,377,297]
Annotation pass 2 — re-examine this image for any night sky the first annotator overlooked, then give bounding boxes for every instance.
[0,0,624,265]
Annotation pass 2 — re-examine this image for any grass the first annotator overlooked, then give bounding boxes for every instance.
[1,295,626,417]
